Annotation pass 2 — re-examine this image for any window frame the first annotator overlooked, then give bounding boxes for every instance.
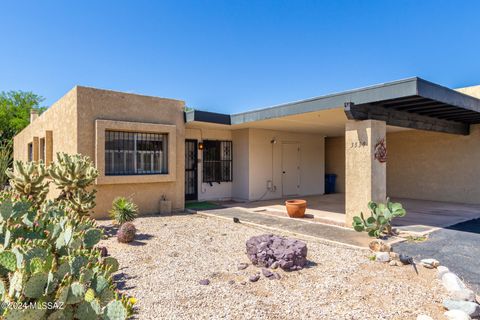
[104,130,168,176]
[202,140,233,183]
[95,120,177,185]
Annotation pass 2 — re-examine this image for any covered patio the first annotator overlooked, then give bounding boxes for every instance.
[218,194,480,235]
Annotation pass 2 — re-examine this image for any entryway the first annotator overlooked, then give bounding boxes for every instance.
[185,139,198,201]
[281,142,300,196]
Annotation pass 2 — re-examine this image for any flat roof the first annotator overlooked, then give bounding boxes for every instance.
[186,77,480,127]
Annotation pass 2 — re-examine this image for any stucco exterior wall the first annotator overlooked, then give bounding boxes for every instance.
[185,128,232,201]
[387,124,480,204]
[232,129,250,201]
[325,125,480,204]
[13,87,79,198]
[247,128,325,201]
[325,136,345,193]
[75,86,186,217]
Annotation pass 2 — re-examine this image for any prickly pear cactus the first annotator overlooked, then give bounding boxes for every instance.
[352,198,406,238]
[0,154,135,319]
[6,161,49,206]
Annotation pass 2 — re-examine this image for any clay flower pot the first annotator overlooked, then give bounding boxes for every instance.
[285,199,307,218]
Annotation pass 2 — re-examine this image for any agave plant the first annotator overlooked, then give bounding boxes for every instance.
[352,198,406,238]
[109,197,138,225]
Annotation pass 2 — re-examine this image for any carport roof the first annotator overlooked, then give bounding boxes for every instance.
[185,77,480,135]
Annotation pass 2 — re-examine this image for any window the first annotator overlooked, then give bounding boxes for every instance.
[203,140,232,182]
[39,138,45,162]
[105,131,168,175]
[28,143,33,162]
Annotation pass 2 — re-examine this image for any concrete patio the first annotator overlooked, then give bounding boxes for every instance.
[219,193,480,235]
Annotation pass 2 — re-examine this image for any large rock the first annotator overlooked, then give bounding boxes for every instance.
[444,310,472,320]
[443,300,480,318]
[451,289,476,302]
[246,234,307,271]
[442,272,467,292]
[437,266,450,279]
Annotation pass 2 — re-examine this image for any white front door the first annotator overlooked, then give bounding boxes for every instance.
[282,142,300,196]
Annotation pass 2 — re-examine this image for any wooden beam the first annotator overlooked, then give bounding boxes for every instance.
[45,130,53,165]
[344,102,470,135]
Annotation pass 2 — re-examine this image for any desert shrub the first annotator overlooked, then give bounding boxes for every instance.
[117,222,137,243]
[352,198,406,238]
[0,153,135,319]
[0,140,12,187]
[109,197,138,225]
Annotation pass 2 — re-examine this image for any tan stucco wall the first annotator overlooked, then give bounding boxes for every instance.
[325,136,345,193]
[185,128,233,201]
[75,86,186,217]
[247,128,325,201]
[387,124,480,204]
[13,87,79,198]
[232,129,250,201]
[325,124,480,205]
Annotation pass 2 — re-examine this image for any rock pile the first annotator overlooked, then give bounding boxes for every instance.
[246,234,307,271]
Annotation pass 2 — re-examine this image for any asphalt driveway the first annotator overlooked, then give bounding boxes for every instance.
[393,218,480,292]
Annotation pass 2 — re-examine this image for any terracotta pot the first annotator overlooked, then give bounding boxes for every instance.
[285,199,307,218]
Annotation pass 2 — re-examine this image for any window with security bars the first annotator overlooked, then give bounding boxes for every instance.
[105,131,168,175]
[203,140,232,182]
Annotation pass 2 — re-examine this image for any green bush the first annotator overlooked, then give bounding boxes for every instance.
[109,197,138,225]
[352,198,406,238]
[0,140,12,187]
[0,154,135,319]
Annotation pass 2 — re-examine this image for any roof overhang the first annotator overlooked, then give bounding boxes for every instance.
[185,77,480,135]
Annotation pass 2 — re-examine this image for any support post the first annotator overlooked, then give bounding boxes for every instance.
[345,120,387,227]
[32,137,39,162]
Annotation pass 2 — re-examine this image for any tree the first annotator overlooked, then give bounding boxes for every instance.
[0,91,46,141]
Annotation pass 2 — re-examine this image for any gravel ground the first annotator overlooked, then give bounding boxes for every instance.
[98,214,448,320]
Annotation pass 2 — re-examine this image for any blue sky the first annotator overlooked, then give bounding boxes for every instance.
[1,1,479,114]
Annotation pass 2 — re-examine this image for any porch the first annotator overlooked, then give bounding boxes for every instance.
[219,194,480,234]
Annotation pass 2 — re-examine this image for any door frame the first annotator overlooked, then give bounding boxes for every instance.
[281,142,300,197]
[185,139,198,201]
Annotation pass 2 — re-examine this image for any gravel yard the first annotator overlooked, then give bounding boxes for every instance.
[98,214,448,320]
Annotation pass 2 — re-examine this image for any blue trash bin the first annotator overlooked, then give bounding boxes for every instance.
[325,174,337,194]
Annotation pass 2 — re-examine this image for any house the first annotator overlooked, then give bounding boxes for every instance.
[13,78,480,225]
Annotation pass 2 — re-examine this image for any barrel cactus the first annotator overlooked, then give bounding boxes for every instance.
[352,198,406,238]
[117,222,136,243]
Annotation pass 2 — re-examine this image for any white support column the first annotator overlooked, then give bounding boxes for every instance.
[345,119,387,227]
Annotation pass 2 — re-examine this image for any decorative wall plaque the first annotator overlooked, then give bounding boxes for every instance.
[374,138,387,163]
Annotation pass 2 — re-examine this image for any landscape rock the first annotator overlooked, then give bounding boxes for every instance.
[249,274,260,282]
[389,260,401,267]
[237,263,249,270]
[389,252,399,260]
[228,280,235,285]
[437,266,450,279]
[451,289,476,302]
[416,315,433,320]
[262,268,274,278]
[444,310,471,320]
[273,272,281,280]
[442,272,467,293]
[443,300,480,317]
[246,234,307,271]
[270,261,279,269]
[375,252,390,263]
[369,240,391,252]
[420,258,440,269]
[199,279,210,285]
